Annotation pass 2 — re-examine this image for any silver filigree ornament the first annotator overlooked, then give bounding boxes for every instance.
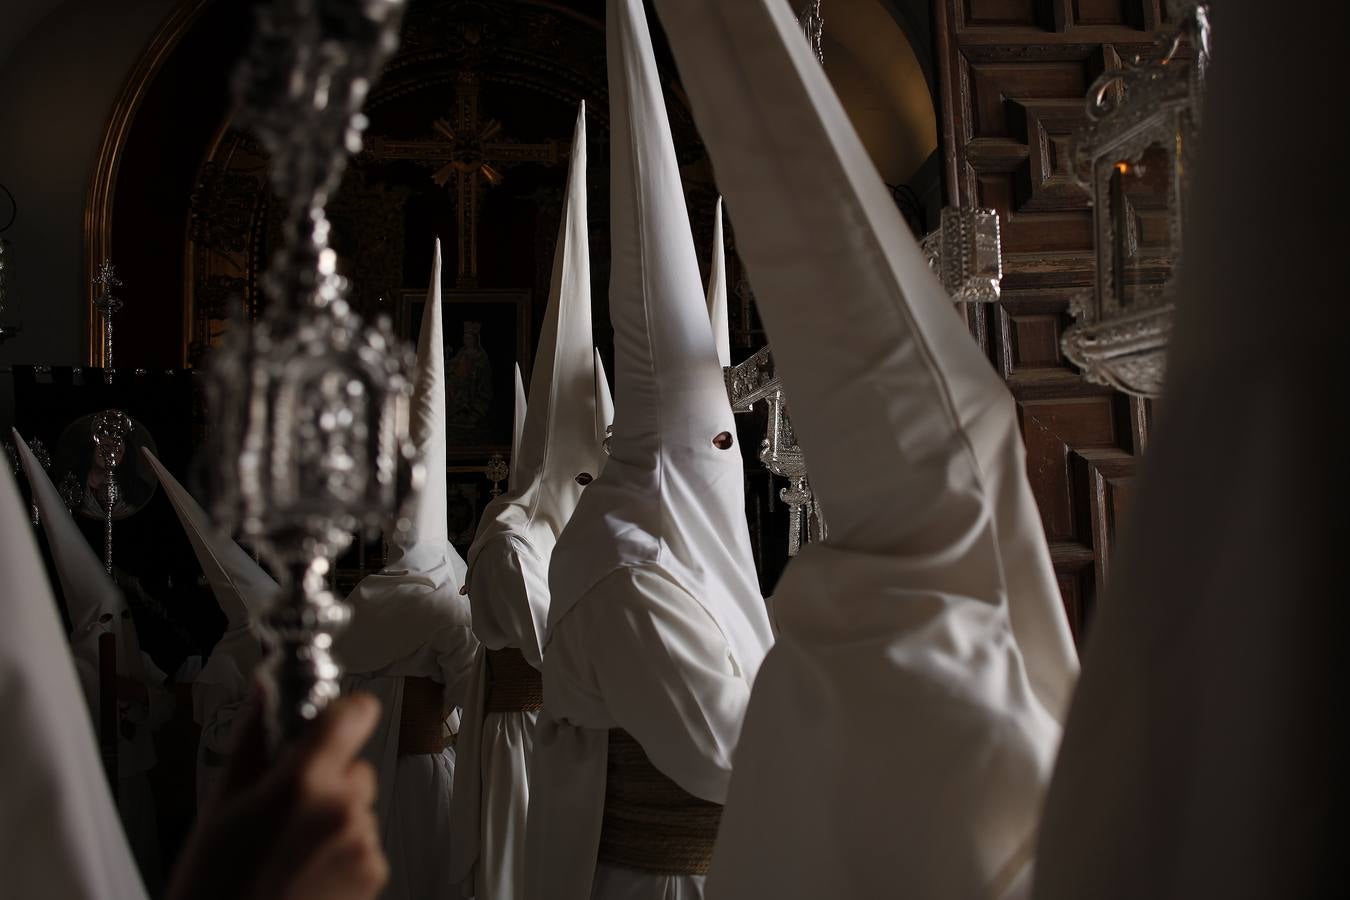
[210,0,417,741]
[725,347,826,557]
[921,207,1004,304]
[91,410,132,575]
[1062,4,1211,398]
[92,261,123,383]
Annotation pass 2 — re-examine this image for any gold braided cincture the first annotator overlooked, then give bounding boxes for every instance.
[485,647,544,713]
[397,676,451,755]
[597,729,723,876]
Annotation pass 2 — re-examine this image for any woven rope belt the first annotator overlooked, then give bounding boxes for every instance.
[485,648,544,713]
[398,676,450,755]
[596,729,723,876]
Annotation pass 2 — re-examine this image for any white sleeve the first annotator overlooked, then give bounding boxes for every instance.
[581,568,751,804]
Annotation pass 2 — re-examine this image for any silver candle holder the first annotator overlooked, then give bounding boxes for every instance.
[210,0,416,741]
[726,347,826,557]
[91,410,132,575]
[93,261,123,383]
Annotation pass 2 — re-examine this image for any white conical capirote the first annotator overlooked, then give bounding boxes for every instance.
[0,463,148,899]
[648,0,1075,709]
[13,429,149,683]
[143,449,276,628]
[510,362,527,491]
[649,2,1076,895]
[470,102,601,570]
[707,197,731,367]
[390,240,449,571]
[13,429,122,638]
[594,348,614,451]
[547,0,772,682]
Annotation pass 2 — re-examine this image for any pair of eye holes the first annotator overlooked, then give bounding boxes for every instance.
[575,431,735,484]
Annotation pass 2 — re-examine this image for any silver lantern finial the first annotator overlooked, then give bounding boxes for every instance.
[91,410,132,574]
[798,1,825,64]
[726,347,826,557]
[210,0,415,742]
[92,260,123,383]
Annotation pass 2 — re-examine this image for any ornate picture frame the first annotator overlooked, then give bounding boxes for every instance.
[399,288,531,460]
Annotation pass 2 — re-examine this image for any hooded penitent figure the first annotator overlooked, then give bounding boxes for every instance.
[1033,4,1337,898]
[452,102,604,900]
[334,240,480,900]
[143,450,273,806]
[523,3,774,898]
[14,429,173,894]
[645,1,1079,897]
[0,462,149,900]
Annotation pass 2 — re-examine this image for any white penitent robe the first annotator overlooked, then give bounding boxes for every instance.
[70,624,173,893]
[526,568,751,900]
[192,626,261,805]
[453,539,546,900]
[342,636,476,900]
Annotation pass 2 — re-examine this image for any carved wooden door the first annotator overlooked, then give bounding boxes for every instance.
[933,0,1181,641]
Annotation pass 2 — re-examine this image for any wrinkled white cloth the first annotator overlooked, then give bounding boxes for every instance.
[0,465,148,900]
[526,568,750,900]
[192,629,259,805]
[343,638,476,900]
[452,540,546,899]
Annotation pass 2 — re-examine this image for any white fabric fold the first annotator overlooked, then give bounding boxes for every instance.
[706,197,731,368]
[644,1,1078,897]
[143,449,271,804]
[0,463,148,900]
[510,362,527,492]
[593,348,614,455]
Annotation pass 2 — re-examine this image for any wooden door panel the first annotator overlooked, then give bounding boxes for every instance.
[935,0,1172,636]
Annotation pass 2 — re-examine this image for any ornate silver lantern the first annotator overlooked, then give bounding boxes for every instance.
[726,347,826,557]
[921,206,1004,304]
[210,0,416,740]
[1062,3,1211,398]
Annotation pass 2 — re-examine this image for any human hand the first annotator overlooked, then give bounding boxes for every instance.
[165,691,387,900]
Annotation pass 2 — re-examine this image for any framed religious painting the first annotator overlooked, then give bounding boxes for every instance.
[400,289,532,460]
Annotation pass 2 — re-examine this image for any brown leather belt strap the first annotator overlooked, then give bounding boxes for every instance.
[485,648,544,713]
[398,676,450,756]
[597,729,723,876]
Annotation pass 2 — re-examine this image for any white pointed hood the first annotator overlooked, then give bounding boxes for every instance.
[13,429,148,683]
[469,102,604,594]
[593,348,614,455]
[510,362,528,491]
[0,463,149,900]
[390,238,452,574]
[143,449,275,629]
[706,197,731,368]
[337,241,471,674]
[648,1,1078,896]
[547,0,772,682]
[648,0,1076,708]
